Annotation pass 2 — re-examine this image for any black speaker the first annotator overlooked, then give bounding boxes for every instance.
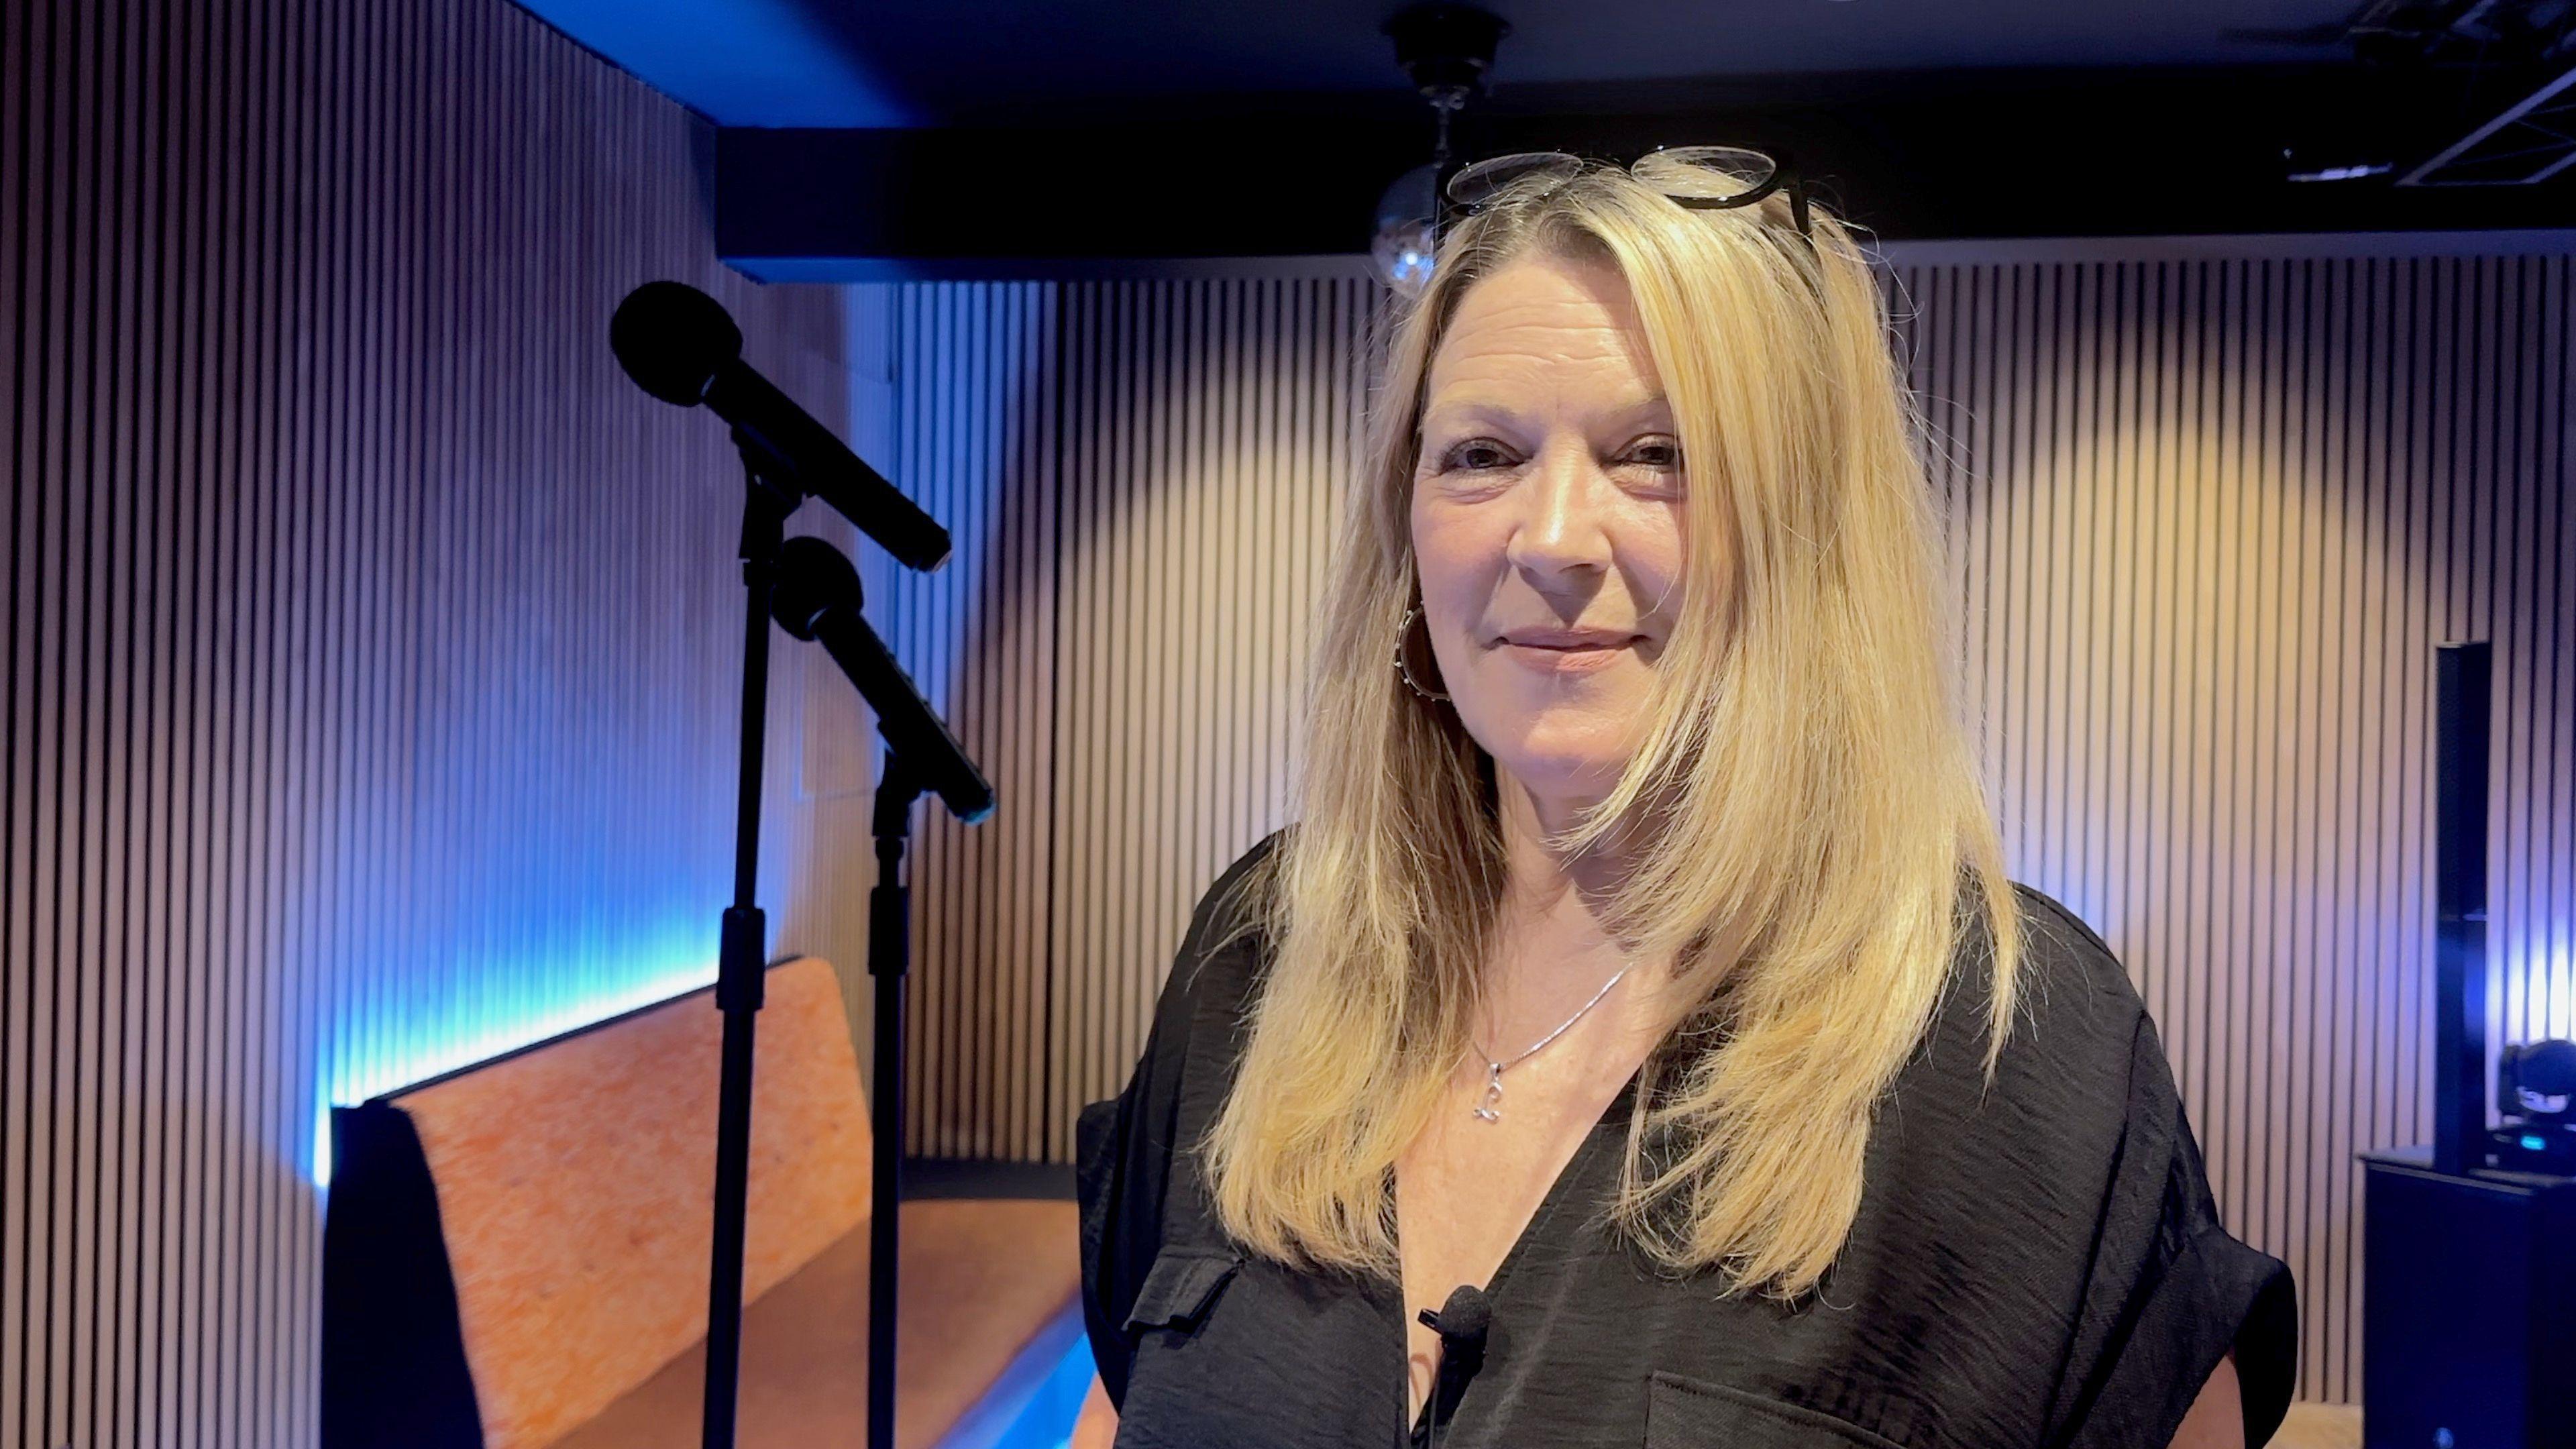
[2360,1152,2576,1448]
[2360,641,2576,1448]
[2432,640,2489,1176]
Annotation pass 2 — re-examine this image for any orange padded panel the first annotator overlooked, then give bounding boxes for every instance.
[395,957,871,1449]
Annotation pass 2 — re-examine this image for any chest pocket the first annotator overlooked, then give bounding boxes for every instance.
[1121,1247,1241,1336]
[1645,1372,1909,1449]
[1113,1248,1269,1448]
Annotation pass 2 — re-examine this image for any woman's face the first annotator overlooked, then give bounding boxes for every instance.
[1409,251,1690,810]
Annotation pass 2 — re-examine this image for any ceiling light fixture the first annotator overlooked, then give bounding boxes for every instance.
[1373,3,1509,297]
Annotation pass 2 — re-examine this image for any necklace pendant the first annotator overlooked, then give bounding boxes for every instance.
[1464,967,1627,1127]
[1472,1062,1503,1123]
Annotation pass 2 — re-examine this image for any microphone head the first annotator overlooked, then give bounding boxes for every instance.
[610,280,743,407]
[771,535,865,641]
[1431,1284,1492,1344]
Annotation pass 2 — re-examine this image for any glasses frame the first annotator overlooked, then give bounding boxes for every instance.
[1438,146,1814,246]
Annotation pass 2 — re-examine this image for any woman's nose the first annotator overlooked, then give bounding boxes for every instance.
[1504,445,1616,582]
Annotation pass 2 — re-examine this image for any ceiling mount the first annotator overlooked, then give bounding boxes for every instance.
[1385,3,1511,125]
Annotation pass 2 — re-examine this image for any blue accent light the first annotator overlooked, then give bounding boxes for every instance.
[984,1331,1097,1449]
[2522,1134,2549,1152]
[311,918,722,1189]
[932,1313,1093,1449]
[504,0,918,126]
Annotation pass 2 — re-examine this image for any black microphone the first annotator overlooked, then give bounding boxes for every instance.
[1415,1285,1493,1449]
[610,280,951,573]
[771,535,995,824]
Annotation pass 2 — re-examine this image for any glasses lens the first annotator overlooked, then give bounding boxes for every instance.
[1631,146,1776,201]
[1444,152,1583,209]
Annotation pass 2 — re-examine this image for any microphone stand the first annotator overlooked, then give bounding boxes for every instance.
[698,437,991,1449]
[771,532,992,1449]
[613,283,976,1449]
[867,751,922,1449]
[702,431,800,1449]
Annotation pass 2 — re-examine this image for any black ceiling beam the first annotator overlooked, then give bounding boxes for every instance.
[716,64,2576,280]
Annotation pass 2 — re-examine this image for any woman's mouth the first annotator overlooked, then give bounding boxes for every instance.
[1497,631,1642,674]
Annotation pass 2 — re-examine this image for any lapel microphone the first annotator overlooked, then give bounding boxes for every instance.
[1415,1285,1494,1449]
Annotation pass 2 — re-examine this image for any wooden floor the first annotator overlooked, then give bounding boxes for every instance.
[2273,1404,2361,1449]
[553,1199,1083,1449]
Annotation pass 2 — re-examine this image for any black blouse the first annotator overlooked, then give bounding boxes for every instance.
[1077,832,2298,1449]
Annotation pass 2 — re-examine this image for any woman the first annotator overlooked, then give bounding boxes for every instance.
[1071,150,2296,1448]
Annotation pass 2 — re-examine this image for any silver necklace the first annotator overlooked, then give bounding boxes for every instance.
[1466,967,1629,1123]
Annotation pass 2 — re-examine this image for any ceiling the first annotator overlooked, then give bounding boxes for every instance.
[511,0,2575,272]
[520,0,2371,129]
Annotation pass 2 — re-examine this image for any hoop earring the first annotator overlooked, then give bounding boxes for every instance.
[1395,605,1450,702]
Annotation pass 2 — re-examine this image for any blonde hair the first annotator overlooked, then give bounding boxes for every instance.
[1203,160,2024,1299]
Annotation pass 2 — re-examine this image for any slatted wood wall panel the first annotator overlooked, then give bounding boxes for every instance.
[1,1,859,1444]
[879,246,2573,1406]
[879,277,1377,1160]
[879,281,1063,1162]
[1886,249,2573,1405]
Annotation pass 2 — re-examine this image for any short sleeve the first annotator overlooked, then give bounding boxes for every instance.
[1076,830,1282,1409]
[2052,1011,2298,1449]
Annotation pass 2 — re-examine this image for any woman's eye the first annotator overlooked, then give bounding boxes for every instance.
[1440,440,1513,472]
[1433,437,1680,474]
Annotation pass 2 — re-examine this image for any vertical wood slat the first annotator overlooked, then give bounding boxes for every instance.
[880,248,2571,1409]
[2,1,857,1445]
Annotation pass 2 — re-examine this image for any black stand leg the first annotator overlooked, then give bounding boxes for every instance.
[867,752,922,1449]
[702,445,796,1449]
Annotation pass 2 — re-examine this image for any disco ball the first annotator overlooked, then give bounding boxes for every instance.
[1371,162,1440,297]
